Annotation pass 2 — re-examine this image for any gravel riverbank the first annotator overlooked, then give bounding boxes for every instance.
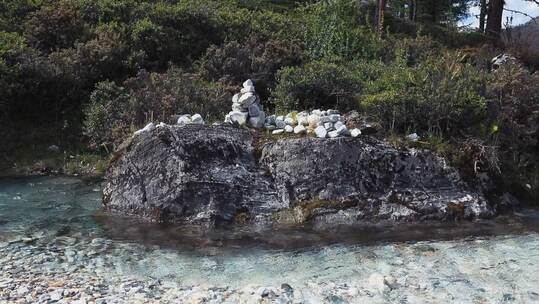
[2,232,539,304]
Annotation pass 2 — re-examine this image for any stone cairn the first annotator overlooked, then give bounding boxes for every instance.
[134,79,362,139]
[225,79,266,128]
[224,79,361,138]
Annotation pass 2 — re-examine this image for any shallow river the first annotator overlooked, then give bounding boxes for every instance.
[1,176,538,303]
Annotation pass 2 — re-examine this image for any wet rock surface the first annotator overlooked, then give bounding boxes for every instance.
[104,124,494,226]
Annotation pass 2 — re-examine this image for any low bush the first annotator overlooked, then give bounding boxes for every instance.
[360,51,489,135]
[487,63,539,199]
[271,60,362,112]
[197,39,305,101]
[299,0,386,62]
[83,67,231,149]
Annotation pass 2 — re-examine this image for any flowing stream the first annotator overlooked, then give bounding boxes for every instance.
[1,176,538,303]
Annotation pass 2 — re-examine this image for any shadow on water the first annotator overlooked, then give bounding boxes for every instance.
[92,208,539,254]
[2,175,539,254]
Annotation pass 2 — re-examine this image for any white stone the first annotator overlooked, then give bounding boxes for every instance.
[284,117,296,126]
[275,119,286,129]
[248,104,260,117]
[134,122,156,135]
[315,126,327,138]
[308,114,321,127]
[241,86,255,94]
[224,114,231,123]
[232,93,240,104]
[156,122,167,128]
[276,115,285,121]
[337,125,350,136]
[329,114,340,123]
[238,93,256,107]
[284,125,294,133]
[248,111,265,128]
[407,133,420,141]
[324,122,334,130]
[49,290,63,301]
[243,79,254,88]
[328,109,340,115]
[351,128,362,137]
[232,102,243,112]
[312,109,322,116]
[328,130,339,138]
[191,114,204,125]
[334,121,344,129]
[298,116,309,126]
[294,125,307,134]
[229,111,248,126]
[272,129,284,135]
[177,115,191,126]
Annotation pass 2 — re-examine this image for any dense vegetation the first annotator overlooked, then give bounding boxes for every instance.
[0,0,537,201]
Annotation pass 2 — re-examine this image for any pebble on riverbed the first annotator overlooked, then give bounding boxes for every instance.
[1,230,539,304]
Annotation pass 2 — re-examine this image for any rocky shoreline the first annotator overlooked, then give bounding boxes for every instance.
[2,231,539,304]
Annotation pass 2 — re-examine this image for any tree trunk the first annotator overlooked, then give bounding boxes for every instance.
[486,0,504,39]
[431,0,438,23]
[479,0,488,32]
[409,0,416,21]
[376,0,387,37]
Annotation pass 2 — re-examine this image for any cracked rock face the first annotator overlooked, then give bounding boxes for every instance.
[260,137,493,226]
[103,125,494,228]
[103,125,282,226]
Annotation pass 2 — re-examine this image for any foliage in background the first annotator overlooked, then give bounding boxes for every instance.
[84,67,230,149]
[197,39,305,103]
[486,63,539,199]
[272,60,362,112]
[360,50,488,135]
[0,0,537,200]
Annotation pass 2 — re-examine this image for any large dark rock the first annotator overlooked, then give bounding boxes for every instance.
[260,137,493,228]
[103,124,494,228]
[103,124,283,226]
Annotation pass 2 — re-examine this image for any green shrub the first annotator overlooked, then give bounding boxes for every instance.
[83,80,130,149]
[360,51,488,135]
[487,63,539,199]
[23,2,88,53]
[197,39,305,101]
[299,0,386,62]
[84,67,231,149]
[272,60,362,112]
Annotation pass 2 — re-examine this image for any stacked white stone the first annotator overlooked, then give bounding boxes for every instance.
[264,109,361,138]
[177,113,205,126]
[225,79,265,128]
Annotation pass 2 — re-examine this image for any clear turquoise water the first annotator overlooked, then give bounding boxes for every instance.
[1,176,539,302]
